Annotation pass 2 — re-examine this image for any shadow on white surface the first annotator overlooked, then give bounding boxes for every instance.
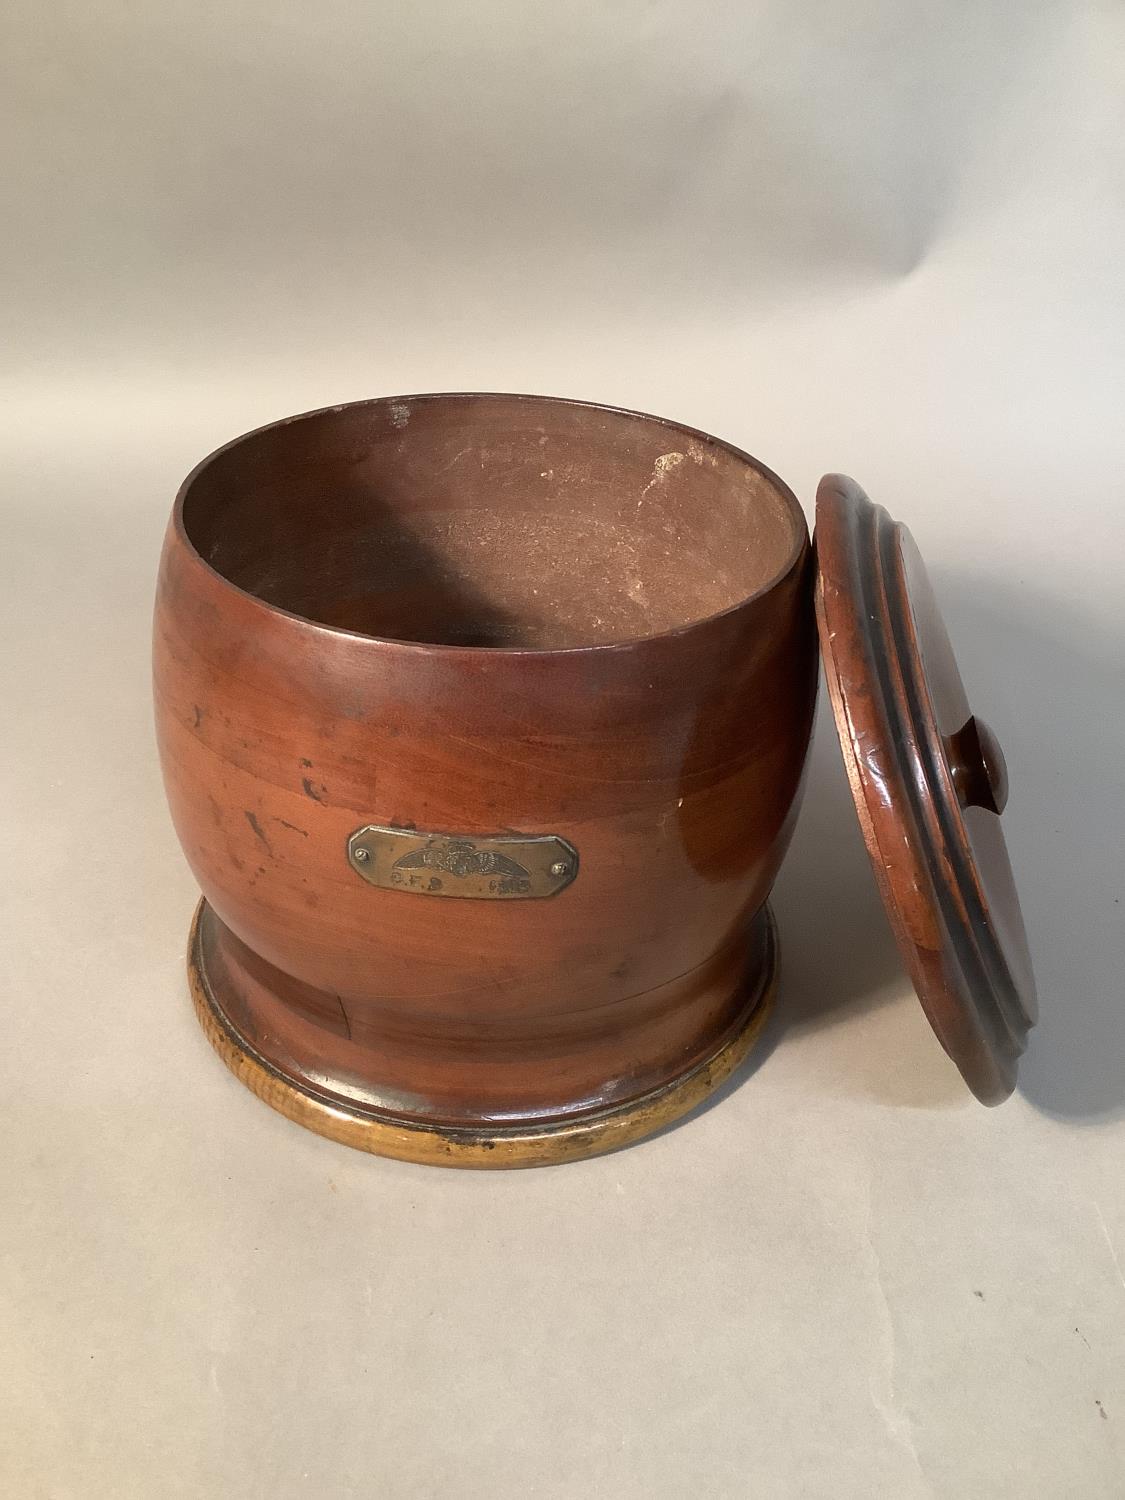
[656,564,1125,1138]
[935,573,1125,1124]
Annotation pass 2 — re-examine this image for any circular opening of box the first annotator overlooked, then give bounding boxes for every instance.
[179,394,804,650]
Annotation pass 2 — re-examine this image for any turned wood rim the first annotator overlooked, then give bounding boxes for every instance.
[171,392,809,659]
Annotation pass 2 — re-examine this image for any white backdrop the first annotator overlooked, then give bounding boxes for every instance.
[3,4,1124,1496]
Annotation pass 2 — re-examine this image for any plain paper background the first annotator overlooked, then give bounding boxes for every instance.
[2,4,1123,1495]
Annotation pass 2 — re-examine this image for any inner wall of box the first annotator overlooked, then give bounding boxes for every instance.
[181,397,800,648]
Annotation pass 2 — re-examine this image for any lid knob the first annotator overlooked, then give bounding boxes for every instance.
[945,715,1009,815]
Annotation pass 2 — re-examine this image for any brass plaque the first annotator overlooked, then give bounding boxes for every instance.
[347,825,578,900]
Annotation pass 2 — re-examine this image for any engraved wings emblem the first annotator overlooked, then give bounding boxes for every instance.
[392,838,530,882]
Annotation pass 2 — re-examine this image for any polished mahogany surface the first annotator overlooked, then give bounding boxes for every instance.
[154,395,817,1134]
[814,474,1036,1104]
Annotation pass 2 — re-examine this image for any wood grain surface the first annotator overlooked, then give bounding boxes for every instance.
[154,394,817,1155]
[814,474,1036,1103]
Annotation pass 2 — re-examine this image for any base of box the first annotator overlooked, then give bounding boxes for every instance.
[186,898,777,1169]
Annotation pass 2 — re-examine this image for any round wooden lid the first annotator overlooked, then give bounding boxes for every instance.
[814,475,1037,1103]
